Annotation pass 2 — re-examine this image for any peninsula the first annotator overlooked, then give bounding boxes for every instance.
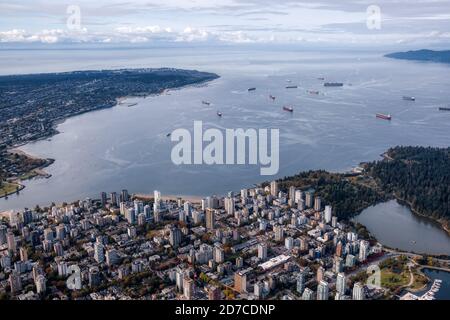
[385,49,450,64]
[0,68,219,197]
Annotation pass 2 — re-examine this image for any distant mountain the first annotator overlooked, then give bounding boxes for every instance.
[385,49,450,64]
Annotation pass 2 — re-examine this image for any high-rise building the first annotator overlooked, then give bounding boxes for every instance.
[270,181,279,197]
[359,240,369,262]
[213,244,225,264]
[288,186,296,201]
[305,192,313,208]
[235,256,243,268]
[125,208,136,225]
[336,241,343,257]
[101,192,107,206]
[53,242,64,256]
[19,247,28,262]
[225,197,235,215]
[334,256,344,273]
[106,249,119,266]
[110,192,118,207]
[314,197,322,211]
[294,190,303,204]
[9,272,22,295]
[94,242,105,263]
[336,273,346,296]
[44,228,54,241]
[55,225,66,240]
[175,268,185,293]
[285,237,294,250]
[170,227,182,248]
[234,271,247,293]
[346,254,356,268]
[302,288,314,300]
[206,209,215,230]
[258,243,267,261]
[35,274,46,294]
[7,232,16,252]
[296,271,306,295]
[317,280,329,300]
[121,189,129,202]
[324,205,332,224]
[352,282,365,300]
[88,267,101,288]
[274,225,284,242]
[0,225,7,245]
[316,266,324,282]
[183,277,195,299]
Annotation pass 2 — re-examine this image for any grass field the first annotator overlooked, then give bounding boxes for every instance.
[0,182,21,198]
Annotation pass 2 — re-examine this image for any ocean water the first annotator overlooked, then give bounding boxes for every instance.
[1,46,450,212]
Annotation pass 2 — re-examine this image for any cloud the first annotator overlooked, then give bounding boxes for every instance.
[0,0,450,46]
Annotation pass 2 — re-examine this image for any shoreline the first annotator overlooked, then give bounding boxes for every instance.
[1,77,219,201]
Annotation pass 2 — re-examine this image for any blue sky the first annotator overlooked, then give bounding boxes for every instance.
[1,0,449,46]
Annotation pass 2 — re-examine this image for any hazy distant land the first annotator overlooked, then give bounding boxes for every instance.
[385,49,450,64]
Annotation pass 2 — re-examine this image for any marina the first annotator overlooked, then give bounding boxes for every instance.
[401,279,442,300]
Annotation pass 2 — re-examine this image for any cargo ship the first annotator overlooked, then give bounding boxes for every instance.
[248,87,256,92]
[324,82,343,87]
[217,111,223,117]
[439,107,450,111]
[376,113,391,121]
[283,106,294,112]
[202,100,211,106]
[286,85,298,89]
[403,96,416,101]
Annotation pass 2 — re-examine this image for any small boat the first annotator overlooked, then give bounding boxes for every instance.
[269,95,276,101]
[376,113,391,121]
[438,107,450,111]
[166,133,172,137]
[324,82,343,87]
[308,90,320,95]
[286,85,298,89]
[402,96,415,101]
[248,87,256,92]
[202,100,211,105]
[283,106,294,112]
[317,77,325,80]
[217,112,223,117]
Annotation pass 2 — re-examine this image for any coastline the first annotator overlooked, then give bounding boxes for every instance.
[0,76,219,201]
[395,196,450,237]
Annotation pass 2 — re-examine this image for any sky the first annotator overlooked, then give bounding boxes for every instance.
[0,0,449,47]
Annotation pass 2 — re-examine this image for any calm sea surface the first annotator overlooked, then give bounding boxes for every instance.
[1,47,449,220]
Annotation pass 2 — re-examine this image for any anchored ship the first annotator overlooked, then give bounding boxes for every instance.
[286,85,298,89]
[324,82,343,87]
[202,100,211,106]
[438,107,450,111]
[376,113,392,121]
[269,95,276,101]
[307,90,320,95]
[403,96,416,101]
[283,106,294,112]
[248,87,256,92]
